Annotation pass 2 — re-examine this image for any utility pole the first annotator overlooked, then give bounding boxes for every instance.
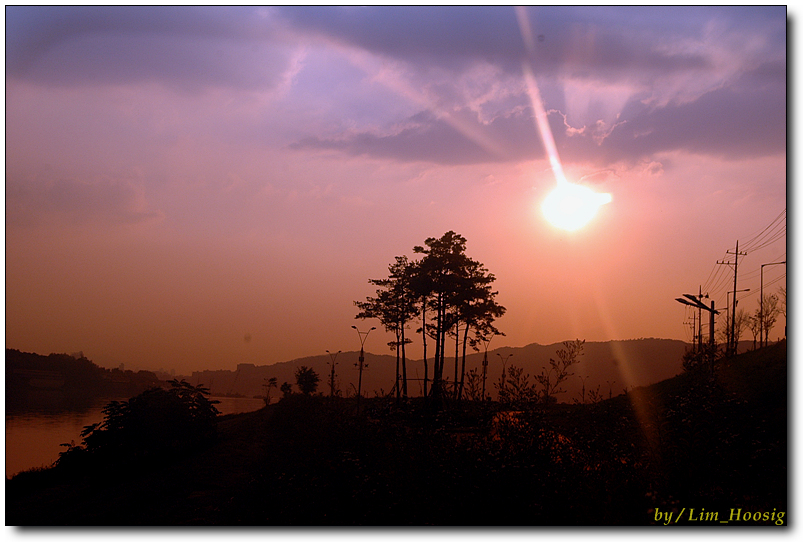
[697,286,704,352]
[717,241,747,356]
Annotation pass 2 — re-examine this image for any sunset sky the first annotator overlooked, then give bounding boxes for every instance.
[5,6,787,374]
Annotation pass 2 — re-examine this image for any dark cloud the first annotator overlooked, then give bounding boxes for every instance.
[280,5,785,167]
[592,67,787,163]
[7,6,786,166]
[5,6,290,92]
[290,108,543,165]
[292,60,786,167]
[277,6,525,72]
[275,6,756,81]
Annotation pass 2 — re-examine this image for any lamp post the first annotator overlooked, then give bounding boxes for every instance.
[606,380,616,400]
[578,375,590,404]
[496,352,513,398]
[479,335,495,401]
[352,326,375,408]
[326,350,340,398]
[676,293,720,348]
[760,261,786,347]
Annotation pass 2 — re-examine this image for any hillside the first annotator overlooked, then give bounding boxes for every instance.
[190,338,690,401]
[6,349,161,412]
[6,340,786,525]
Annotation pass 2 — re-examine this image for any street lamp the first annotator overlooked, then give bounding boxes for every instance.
[578,375,590,404]
[760,261,786,347]
[352,326,375,408]
[326,350,340,398]
[675,293,719,348]
[496,352,513,397]
[478,334,496,401]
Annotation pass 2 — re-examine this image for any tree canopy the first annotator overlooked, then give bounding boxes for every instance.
[355,231,505,406]
[295,366,320,395]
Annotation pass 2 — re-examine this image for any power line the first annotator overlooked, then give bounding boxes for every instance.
[703,210,785,299]
[740,273,786,301]
[740,209,786,251]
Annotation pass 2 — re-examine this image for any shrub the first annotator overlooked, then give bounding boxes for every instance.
[56,380,220,469]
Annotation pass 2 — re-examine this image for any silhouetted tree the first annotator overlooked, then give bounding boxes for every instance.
[280,382,293,398]
[586,385,604,404]
[56,380,219,468]
[760,293,780,346]
[356,232,504,407]
[535,339,585,404]
[718,309,747,353]
[412,231,505,406]
[295,366,320,396]
[495,364,536,406]
[747,312,762,350]
[463,368,484,402]
[263,377,278,406]
[453,269,505,401]
[355,256,418,399]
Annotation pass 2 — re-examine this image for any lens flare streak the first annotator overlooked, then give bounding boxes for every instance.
[516,7,611,231]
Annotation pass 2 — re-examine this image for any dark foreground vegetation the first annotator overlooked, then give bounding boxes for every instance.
[6,341,786,526]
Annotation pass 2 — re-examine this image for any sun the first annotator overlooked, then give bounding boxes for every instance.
[542,182,612,231]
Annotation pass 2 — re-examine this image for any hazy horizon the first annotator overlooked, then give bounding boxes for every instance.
[5,6,787,375]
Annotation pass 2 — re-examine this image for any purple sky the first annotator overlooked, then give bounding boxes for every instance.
[5,6,787,373]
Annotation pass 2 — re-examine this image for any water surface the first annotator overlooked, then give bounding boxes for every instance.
[6,395,265,478]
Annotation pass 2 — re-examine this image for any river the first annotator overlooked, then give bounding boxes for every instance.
[5,395,266,478]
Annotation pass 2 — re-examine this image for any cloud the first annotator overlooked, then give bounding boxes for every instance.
[280,6,784,167]
[592,65,786,163]
[290,60,785,167]
[5,6,294,93]
[290,107,542,165]
[7,6,786,168]
[276,6,721,80]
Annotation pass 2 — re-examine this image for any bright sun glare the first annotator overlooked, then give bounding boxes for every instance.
[516,9,612,233]
[542,182,612,231]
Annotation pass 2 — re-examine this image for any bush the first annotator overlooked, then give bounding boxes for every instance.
[56,380,220,469]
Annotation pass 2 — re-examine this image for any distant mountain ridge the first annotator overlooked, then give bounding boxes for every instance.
[189,338,692,403]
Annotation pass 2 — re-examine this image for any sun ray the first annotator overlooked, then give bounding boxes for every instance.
[516,7,611,231]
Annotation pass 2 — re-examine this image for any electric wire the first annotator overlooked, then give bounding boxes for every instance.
[683,209,786,340]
